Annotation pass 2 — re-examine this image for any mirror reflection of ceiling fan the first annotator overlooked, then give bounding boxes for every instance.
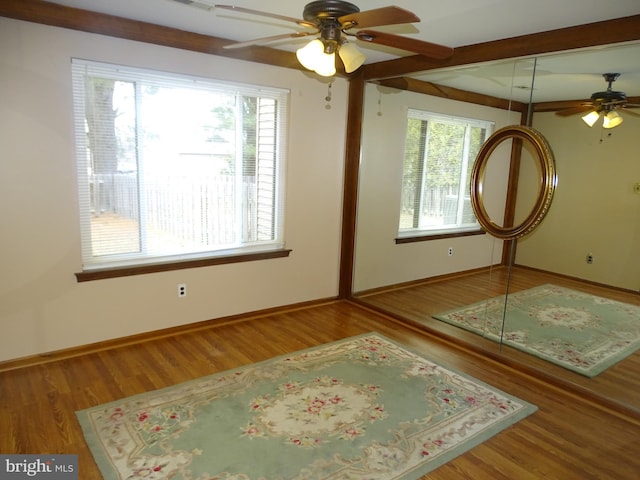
[556,73,640,129]
[182,1,453,76]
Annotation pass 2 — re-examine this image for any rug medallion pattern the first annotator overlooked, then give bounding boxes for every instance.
[434,284,640,377]
[77,333,536,479]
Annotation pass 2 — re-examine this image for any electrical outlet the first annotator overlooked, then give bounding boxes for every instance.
[448,247,454,256]
[177,283,187,298]
[586,253,594,264]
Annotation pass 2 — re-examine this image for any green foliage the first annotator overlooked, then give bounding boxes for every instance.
[425,122,465,188]
[402,118,423,183]
[404,119,488,190]
[401,112,490,230]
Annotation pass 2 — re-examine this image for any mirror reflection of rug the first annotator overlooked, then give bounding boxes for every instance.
[434,284,640,377]
[76,333,536,479]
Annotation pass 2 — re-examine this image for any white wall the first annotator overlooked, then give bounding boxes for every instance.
[518,111,640,291]
[0,18,348,362]
[353,83,521,293]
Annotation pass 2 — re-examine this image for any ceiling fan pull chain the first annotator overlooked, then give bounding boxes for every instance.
[325,81,333,109]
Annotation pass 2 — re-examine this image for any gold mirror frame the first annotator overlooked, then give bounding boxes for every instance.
[470,125,557,240]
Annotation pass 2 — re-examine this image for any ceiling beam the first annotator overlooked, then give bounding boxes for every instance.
[0,0,303,70]
[3,1,639,80]
[377,77,528,112]
[362,14,640,81]
[534,96,640,112]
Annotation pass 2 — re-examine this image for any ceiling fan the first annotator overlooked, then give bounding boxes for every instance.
[556,73,640,128]
[213,1,453,76]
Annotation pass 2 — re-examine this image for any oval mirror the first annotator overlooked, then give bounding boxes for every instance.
[470,125,556,239]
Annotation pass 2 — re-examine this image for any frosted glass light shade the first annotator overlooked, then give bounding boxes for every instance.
[338,42,366,73]
[296,39,336,77]
[313,52,336,77]
[581,110,600,127]
[603,110,623,129]
[296,39,325,71]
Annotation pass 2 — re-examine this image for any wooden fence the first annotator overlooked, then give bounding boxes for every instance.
[400,184,475,225]
[90,173,258,245]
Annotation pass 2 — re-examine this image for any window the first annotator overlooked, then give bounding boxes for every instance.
[72,59,288,271]
[398,109,493,238]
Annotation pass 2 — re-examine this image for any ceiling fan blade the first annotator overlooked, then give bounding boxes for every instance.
[215,5,316,29]
[356,30,453,59]
[340,6,419,29]
[222,31,316,49]
[555,105,595,117]
[622,108,640,117]
[600,100,627,108]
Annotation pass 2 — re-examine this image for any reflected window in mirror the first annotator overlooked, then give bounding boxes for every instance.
[398,110,494,239]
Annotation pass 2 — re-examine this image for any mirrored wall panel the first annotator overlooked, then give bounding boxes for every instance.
[353,42,640,413]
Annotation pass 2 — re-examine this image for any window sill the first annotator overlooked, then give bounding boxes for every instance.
[395,229,485,244]
[75,249,292,282]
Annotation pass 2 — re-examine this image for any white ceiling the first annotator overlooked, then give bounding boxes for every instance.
[43,1,640,101]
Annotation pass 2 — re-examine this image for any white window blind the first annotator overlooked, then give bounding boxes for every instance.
[399,109,493,237]
[72,59,288,270]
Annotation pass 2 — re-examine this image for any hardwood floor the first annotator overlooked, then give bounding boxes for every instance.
[1,300,639,479]
[356,265,640,415]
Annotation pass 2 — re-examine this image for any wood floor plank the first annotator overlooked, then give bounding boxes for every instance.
[356,266,640,413]
[0,300,638,479]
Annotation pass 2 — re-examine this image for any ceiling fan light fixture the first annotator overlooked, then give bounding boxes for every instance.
[296,39,325,70]
[296,39,336,77]
[217,3,453,77]
[603,110,623,129]
[581,110,600,127]
[338,41,366,73]
[314,51,337,77]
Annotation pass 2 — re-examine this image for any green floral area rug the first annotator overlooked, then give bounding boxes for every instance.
[434,284,640,377]
[76,333,536,479]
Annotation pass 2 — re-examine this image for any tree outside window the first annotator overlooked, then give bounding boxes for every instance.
[72,60,288,270]
[399,110,493,237]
